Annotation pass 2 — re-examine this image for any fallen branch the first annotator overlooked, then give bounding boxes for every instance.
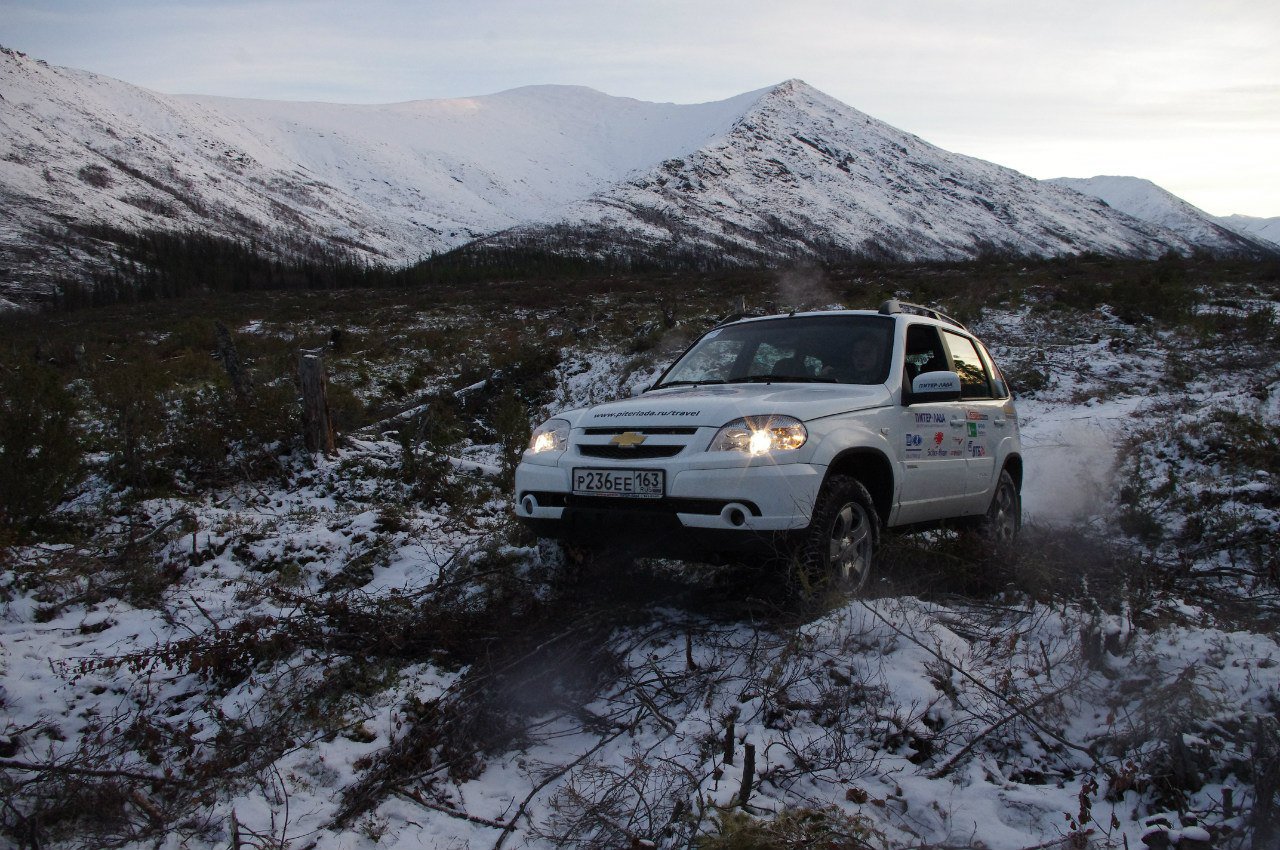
[128,509,195,547]
[633,686,677,735]
[398,788,509,829]
[0,757,181,785]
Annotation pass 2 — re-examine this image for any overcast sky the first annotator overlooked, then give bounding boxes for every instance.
[4,0,1278,217]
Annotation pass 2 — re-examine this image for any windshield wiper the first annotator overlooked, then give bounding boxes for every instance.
[731,375,839,384]
[652,379,727,389]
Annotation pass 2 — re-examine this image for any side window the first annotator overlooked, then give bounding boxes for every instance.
[903,324,948,386]
[943,331,993,399]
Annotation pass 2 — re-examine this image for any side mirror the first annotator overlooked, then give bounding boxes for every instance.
[904,371,962,405]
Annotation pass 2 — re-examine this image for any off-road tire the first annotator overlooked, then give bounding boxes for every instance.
[796,474,880,595]
[975,468,1020,549]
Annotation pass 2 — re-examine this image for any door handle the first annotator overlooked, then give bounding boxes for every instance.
[949,418,965,428]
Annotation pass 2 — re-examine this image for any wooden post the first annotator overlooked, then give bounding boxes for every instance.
[737,742,755,807]
[723,719,735,766]
[215,321,251,403]
[299,350,336,457]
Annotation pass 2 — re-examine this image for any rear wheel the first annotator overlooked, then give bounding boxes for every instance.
[796,474,880,594]
[975,468,1020,548]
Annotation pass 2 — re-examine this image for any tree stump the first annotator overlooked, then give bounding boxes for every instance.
[299,350,336,457]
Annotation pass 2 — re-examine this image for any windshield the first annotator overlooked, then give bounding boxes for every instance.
[655,315,894,388]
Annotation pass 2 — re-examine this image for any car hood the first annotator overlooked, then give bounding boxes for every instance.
[569,383,893,429]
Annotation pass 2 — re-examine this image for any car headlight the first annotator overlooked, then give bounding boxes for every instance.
[527,418,570,454]
[709,415,807,455]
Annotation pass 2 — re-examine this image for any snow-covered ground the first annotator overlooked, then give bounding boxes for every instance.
[2,298,1278,849]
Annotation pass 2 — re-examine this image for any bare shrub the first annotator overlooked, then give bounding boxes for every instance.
[76,164,113,188]
[121,194,176,218]
[540,750,704,847]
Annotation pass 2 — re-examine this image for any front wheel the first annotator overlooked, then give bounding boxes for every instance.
[795,474,880,595]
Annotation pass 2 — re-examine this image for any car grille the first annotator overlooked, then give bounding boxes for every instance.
[574,426,701,460]
[582,427,699,435]
[578,444,684,459]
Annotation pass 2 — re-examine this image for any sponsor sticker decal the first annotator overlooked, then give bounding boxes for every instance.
[592,409,701,418]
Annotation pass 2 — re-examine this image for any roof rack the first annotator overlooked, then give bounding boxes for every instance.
[877,299,967,331]
[713,308,772,327]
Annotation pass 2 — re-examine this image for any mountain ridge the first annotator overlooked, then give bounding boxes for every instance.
[479,79,1203,264]
[1,47,1273,308]
[1045,175,1270,255]
[1217,213,1280,247]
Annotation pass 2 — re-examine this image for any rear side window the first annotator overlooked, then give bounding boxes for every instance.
[976,341,1009,398]
[942,330,993,399]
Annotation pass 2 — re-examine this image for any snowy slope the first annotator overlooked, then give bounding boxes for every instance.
[0,47,755,253]
[0,46,756,300]
[1046,175,1272,255]
[1217,213,1280,248]
[488,81,1199,263]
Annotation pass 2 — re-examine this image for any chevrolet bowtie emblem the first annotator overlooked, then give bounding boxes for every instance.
[610,431,647,448]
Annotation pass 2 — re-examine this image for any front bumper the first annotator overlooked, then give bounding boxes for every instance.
[513,458,824,552]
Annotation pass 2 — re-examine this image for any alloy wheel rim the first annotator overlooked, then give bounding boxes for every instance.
[828,502,872,587]
[991,482,1018,543]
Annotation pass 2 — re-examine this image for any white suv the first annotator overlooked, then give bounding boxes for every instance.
[514,300,1022,590]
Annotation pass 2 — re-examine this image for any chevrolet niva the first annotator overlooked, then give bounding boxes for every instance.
[514,300,1022,592]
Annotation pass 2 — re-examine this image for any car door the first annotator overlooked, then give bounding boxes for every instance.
[941,329,1003,513]
[896,324,968,525]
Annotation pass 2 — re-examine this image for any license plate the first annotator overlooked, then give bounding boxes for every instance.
[572,468,664,498]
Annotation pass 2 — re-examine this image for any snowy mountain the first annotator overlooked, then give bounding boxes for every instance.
[0,47,1271,308]
[0,46,759,304]
[1045,175,1271,255]
[1217,213,1280,248]
[482,82,1207,264]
